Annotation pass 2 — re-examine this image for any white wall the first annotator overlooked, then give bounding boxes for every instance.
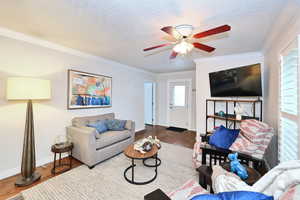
[263,0,300,166]
[194,51,264,136]
[0,32,155,179]
[156,71,196,130]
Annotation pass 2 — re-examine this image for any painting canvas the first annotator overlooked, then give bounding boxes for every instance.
[68,70,112,109]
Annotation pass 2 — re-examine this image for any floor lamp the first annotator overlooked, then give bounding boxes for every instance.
[6,77,51,187]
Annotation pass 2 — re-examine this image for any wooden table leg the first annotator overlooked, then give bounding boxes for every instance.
[69,150,73,169]
[52,153,57,174]
[59,153,62,165]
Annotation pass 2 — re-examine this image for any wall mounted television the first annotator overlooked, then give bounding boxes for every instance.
[209,63,262,97]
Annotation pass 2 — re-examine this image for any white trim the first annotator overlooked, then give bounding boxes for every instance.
[152,82,157,125]
[0,27,155,76]
[157,70,196,76]
[167,79,192,130]
[278,37,300,162]
[144,81,156,125]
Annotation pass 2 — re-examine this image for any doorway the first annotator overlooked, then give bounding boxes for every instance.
[144,82,155,125]
[167,79,192,129]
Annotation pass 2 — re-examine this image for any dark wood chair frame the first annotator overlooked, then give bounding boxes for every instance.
[200,135,266,174]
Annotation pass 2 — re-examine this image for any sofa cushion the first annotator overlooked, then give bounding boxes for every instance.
[72,113,115,127]
[105,119,126,131]
[230,120,274,159]
[95,130,131,150]
[209,125,239,149]
[168,179,208,200]
[86,120,108,134]
[279,184,300,200]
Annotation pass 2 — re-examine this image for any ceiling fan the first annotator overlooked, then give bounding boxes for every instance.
[143,24,231,59]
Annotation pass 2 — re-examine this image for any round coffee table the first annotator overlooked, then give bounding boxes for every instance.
[124,144,161,185]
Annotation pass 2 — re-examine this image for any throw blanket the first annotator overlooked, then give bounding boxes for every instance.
[213,160,300,200]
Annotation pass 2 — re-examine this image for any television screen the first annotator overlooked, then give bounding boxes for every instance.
[209,64,262,97]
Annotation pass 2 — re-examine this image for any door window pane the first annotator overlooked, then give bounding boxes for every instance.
[173,85,185,106]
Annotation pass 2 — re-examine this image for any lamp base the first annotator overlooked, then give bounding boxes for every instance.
[15,172,41,187]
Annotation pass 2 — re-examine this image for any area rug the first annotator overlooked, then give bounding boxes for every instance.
[21,142,198,200]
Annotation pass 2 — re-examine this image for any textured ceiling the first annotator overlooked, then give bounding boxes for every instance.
[0,0,286,73]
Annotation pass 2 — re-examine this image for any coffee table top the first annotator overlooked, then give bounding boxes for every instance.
[124,144,158,159]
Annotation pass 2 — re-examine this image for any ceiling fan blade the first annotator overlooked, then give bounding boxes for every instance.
[170,51,178,59]
[161,26,182,40]
[193,42,215,52]
[193,25,231,39]
[143,43,171,51]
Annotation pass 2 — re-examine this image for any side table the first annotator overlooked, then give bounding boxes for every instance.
[51,142,73,174]
[197,162,261,193]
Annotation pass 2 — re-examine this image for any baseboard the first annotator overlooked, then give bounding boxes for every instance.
[135,129,146,135]
[0,154,68,180]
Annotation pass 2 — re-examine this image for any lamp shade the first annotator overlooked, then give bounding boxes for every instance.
[6,77,51,100]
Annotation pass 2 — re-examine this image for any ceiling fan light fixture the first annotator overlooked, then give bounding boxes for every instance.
[175,24,194,37]
[173,40,194,54]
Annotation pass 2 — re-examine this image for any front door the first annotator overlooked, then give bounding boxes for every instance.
[168,80,190,129]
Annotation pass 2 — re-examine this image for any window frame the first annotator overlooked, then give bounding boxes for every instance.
[278,37,300,162]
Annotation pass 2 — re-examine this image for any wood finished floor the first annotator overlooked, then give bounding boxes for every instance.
[0,125,196,200]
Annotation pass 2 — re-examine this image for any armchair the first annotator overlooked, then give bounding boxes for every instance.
[193,120,274,174]
[168,160,300,200]
[212,160,300,200]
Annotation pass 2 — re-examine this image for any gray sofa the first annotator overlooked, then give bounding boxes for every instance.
[66,113,135,168]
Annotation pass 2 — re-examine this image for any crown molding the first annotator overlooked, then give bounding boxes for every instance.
[156,70,196,77]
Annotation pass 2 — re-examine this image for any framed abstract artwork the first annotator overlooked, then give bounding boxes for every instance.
[67,69,112,109]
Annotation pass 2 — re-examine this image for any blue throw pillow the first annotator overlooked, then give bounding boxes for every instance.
[209,125,239,149]
[105,119,126,131]
[86,120,108,134]
[190,191,273,200]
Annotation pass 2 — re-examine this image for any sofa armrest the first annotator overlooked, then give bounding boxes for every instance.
[66,126,97,166]
[125,120,135,137]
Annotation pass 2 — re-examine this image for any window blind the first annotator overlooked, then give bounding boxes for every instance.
[279,40,299,162]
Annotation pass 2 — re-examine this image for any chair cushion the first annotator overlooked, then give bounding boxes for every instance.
[230,120,274,159]
[86,120,108,134]
[95,130,131,150]
[190,191,273,200]
[240,120,273,141]
[209,125,239,149]
[105,119,126,131]
[168,179,208,200]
